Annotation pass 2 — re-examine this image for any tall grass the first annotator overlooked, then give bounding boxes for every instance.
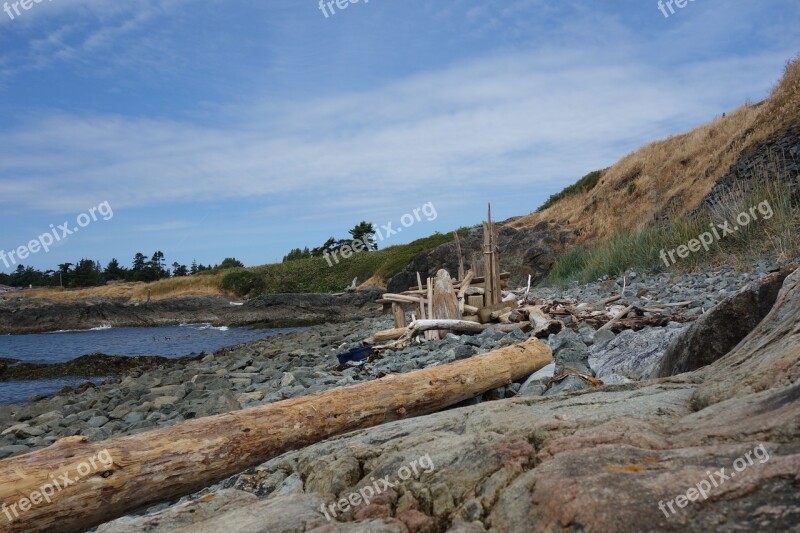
[543,165,800,286]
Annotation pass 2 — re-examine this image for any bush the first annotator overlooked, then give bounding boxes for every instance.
[220,269,265,296]
[537,169,605,212]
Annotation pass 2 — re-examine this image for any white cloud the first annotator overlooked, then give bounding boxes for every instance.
[0,46,790,227]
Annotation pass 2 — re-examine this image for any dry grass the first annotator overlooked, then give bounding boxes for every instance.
[511,56,800,243]
[18,275,231,302]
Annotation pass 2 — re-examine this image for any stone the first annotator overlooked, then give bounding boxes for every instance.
[153,396,179,409]
[453,345,477,360]
[543,375,590,396]
[237,392,265,404]
[1,424,44,438]
[0,444,30,459]
[592,328,615,347]
[87,415,110,428]
[280,373,296,387]
[589,326,687,381]
[550,329,593,376]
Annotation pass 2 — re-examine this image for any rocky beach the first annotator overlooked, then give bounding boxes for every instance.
[1,257,798,532]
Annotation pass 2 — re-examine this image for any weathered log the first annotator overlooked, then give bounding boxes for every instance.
[0,339,552,533]
[379,294,425,305]
[364,327,408,344]
[523,306,563,338]
[453,232,466,281]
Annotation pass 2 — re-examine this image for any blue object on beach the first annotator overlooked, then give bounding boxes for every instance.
[337,345,372,365]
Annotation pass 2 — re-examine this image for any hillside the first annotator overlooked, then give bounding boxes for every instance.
[510,57,800,242]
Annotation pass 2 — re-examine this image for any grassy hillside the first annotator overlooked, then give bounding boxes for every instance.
[544,176,799,285]
[511,56,800,243]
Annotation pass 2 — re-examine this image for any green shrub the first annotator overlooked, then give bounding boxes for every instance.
[537,169,606,212]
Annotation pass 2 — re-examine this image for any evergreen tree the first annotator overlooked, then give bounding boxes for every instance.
[103,258,127,281]
[71,259,104,287]
[349,221,377,251]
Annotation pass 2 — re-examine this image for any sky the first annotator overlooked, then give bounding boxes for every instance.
[0,0,798,273]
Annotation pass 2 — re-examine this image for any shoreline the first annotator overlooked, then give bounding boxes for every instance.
[0,289,385,335]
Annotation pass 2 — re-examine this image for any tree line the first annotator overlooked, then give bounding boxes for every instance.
[0,252,245,289]
[282,221,378,262]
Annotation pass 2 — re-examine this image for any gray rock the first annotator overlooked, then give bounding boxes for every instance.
[592,328,615,348]
[550,329,593,376]
[87,416,110,428]
[589,325,688,381]
[0,444,30,459]
[543,375,590,396]
[453,345,477,360]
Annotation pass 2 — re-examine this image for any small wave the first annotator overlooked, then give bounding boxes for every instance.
[90,324,113,331]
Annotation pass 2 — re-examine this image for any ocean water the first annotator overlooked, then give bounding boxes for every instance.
[0,324,299,404]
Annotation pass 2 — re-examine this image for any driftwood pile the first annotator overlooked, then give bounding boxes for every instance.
[370,205,696,350]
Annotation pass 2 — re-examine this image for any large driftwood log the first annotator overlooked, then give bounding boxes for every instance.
[432,269,460,321]
[0,339,552,533]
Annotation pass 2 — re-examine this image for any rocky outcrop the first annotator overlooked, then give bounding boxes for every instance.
[386,222,575,293]
[701,121,800,211]
[0,290,384,335]
[94,269,800,532]
[653,266,796,378]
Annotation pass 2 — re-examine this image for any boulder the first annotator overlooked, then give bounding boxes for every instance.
[654,267,796,377]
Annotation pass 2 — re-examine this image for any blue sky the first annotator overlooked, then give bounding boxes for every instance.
[0,0,798,272]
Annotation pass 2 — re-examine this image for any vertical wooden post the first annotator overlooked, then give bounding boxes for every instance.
[426,277,437,340]
[483,220,495,307]
[484,204,502,306]
[391,303,407,328]
[472,252,483,278]
[453,232,466,281]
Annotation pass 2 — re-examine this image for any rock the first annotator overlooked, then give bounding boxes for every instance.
[153,397,179,409]
[453,345,477,360]
[280,373,296,387]
[191,375,231,390]
[543,375,590,396]
[237,391,265,404]
[655,267,795,377]
[549,329,593,376]
[1,423,44,438]
[578,325,595,346]
[87,415,110,428]
[0,444,30,459]
[592,328,615,347]
[123,412,146,424]
[589,326,688,381]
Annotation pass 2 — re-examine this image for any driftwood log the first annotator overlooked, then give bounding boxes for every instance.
[371,319,534,350]
[0,339,552,533]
